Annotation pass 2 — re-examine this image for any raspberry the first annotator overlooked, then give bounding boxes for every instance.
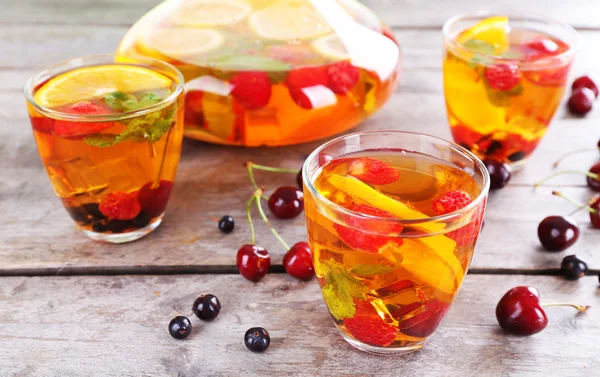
[399,299,450,337]
[53,101,113,138]
[521,38,559,58]
[99,192,141,220]
[344,300,397,346]
[230,72,272,110]
[447,205,485,247]
[286,66,329,89]
[31,117,55,134]
[484,64,521,91]
[572,76,599,98]
[286,67,329,109]
[137,180,174,218]
[432,190,473,215]
[348,157,400,185]
[334,204,403,253]
[326,61,360,95]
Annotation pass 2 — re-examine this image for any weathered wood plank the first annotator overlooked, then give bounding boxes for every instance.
[3,0,600,29]
[0,274,597,377]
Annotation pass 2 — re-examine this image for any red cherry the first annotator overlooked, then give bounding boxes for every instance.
[572,75,599,98]
[586,162,600,192]
[483,159,512,190]
[231,72,272,110]
[568,88,594,116]
[399,299,450,337]
[496,286,547,336]
[137,180,174,218]
[326,61,360,95]
[589,198,600,229]
[268,186,304,219]
[283,242,314,280]
[537,216,579,252]
[237,244,271,282]
[484,64,521,91]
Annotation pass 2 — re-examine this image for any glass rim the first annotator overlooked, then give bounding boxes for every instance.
[442,10,579,67]
[302,130,491,227]
[24,54,185,122]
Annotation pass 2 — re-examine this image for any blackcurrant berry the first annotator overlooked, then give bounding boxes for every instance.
[218,215,235,234]
[561,255,588,280]
[192,294,221,321]
[168,316,192,340]
[244,327,270,352]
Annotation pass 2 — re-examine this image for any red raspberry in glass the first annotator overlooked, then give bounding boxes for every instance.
[432,190,473,215]
[344,300,397,346]
[326,61,360,95]
[231,72,272,110]
[348,157,400,185]
[99,192,141,220]
[53,101,114,137]
[484,64,521,91]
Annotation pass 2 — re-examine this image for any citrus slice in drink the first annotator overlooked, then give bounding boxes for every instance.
[34,65,172,108]
[248,3,332,41]
[457,16,509,55]
[143,27,224,59]
[173,0,252,27]
[312,34,350,60]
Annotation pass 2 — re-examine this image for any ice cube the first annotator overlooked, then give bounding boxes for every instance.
[46,157,107,198]
[367,282,432,325]
[94,157,150,194]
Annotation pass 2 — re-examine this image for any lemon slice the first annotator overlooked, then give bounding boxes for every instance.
[248,3,332,41]
[143,27,224,59]
[456,16,509,55]
[35,65,171,108]
[312,34,349,60]
[173,0,252,27]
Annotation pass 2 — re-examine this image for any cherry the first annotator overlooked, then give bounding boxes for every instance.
[552,191,600,228]
[496,286,548,336]
[568,88,594,116]
[483,159,512,190]
[268,186,304,219]
[586,162,600,191]
[137,180,174,218]
[296,170,303,189]
[237,244,271,282]
[561,255,589,280]
[192,294,221,321]
[168,316,192,340]
[537,216,579,252]
[496,286,589,336]
[283,242,314,280]
[572,75,599,98]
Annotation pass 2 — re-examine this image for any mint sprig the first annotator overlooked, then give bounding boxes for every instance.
[84,92,173,148]
[319,259,367,321]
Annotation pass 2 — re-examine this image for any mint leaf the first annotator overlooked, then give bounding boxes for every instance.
[350,264,396,278]
[318,259,368,320]
[137,93,163,109]
[147,116,173,143]
[463,39,496,55]
[84,134,118,148]
[105,91,138,111]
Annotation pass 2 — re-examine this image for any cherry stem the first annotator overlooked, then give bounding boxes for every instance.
[552,191,598,214]
[552,148,598,169]
[247,162,299,175]
[254,189,290,251]
[542,303,591,313]
[246,194,257,245]
[535,170,599,188]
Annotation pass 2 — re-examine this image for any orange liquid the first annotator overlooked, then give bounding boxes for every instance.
[444,28,572,165]
[28,72,184,235]
[117,0,401,146]
[305,152,485,348]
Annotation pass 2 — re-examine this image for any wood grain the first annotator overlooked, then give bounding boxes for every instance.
[2,0,600,29]
[0,274,598,377]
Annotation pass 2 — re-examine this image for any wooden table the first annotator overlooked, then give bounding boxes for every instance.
[1,1,599,375]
